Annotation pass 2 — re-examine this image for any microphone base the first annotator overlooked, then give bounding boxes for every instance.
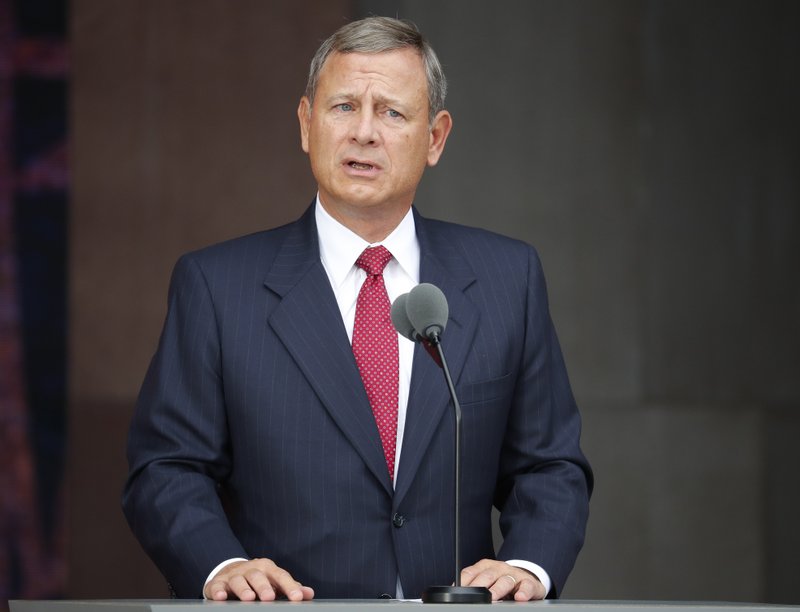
[421,586,492,604]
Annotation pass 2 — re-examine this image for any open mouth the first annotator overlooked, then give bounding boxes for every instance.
[347,161,376,171]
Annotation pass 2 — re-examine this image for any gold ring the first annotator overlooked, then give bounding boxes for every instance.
[504,574,517,586]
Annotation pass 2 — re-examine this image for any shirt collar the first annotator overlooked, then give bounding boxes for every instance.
[315,195,419,289]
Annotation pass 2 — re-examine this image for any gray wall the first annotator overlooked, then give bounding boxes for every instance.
[358,0,800,603]
[70,0,800,604]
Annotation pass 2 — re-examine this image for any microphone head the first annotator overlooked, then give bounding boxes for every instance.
[390,293,417,341]
[406,283,449,340]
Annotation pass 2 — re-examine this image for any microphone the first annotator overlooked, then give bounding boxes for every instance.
[392,285,491,605]
[405,283,448,341]
[392,285,444,367]
[390,292,417,342]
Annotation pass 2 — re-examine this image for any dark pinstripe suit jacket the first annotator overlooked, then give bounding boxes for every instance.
[122,204,592,599]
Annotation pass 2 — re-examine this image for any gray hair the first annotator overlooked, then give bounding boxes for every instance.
[304,16,447,125]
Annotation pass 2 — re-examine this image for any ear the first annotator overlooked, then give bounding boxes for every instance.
[298,96,312,153]
[426,110,453,167]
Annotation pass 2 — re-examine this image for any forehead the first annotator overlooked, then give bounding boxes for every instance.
[317,49,428,100]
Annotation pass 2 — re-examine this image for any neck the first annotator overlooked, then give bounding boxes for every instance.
[319,199,411,244]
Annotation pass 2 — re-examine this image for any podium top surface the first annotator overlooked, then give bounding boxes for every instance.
[9,601,800,612]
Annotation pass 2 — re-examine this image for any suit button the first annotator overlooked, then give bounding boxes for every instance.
[392,512,406,528]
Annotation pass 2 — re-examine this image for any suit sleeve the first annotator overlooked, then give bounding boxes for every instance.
[494,245,593,598]
[122,254,248,597]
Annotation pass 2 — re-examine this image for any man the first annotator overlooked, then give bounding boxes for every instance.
[123,16,592,603]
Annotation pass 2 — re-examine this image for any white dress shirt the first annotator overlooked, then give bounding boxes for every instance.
[315,198,419,484]
[204,197,551,598]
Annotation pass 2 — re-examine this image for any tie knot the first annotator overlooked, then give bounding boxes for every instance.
[356,245,393,276]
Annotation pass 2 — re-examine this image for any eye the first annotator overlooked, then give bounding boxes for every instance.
[336,103,354,112]
[387,109,404,119]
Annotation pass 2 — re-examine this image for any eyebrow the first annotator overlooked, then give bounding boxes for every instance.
[324,92,409,111]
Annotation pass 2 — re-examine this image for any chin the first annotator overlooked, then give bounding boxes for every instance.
[337,188,386,209]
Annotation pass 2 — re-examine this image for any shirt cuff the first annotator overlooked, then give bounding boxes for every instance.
[203,557,249,599]
[505,559,552,598]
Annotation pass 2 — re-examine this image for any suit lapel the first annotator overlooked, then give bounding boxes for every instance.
[394,212,479,506]
[264,207,393,495]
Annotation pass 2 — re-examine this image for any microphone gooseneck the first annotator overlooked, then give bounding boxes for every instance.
[390,285,491,604]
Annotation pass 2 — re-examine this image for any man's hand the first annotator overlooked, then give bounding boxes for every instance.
[460,559,546,601]
[204,558,315,602]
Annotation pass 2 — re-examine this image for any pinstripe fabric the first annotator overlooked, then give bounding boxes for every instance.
[123,204,592,600]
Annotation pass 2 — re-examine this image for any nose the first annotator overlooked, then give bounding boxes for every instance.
[351,108,380,145]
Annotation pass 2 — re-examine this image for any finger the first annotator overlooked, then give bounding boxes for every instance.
[513,577,546,601]
[459,561,491,586]
[228,573,257,601]
[487,573,518,601]
[299,586,316,600]
[460,568,497,589]
[269,567,308,601]
[460,557,503,585]
[205,559,251,600]
[205,579,230,601]
[244,569,277,602]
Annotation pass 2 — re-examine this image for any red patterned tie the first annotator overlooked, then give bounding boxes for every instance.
[352,246,399,481]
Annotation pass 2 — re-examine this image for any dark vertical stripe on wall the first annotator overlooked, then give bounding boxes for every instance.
[0,0,69,608]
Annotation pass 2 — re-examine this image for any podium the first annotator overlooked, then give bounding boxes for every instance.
[9,601,800,611]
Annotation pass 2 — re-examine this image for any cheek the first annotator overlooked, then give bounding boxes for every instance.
[308,132,340,169]
[309,119,340,149]
[399,134,432,172]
